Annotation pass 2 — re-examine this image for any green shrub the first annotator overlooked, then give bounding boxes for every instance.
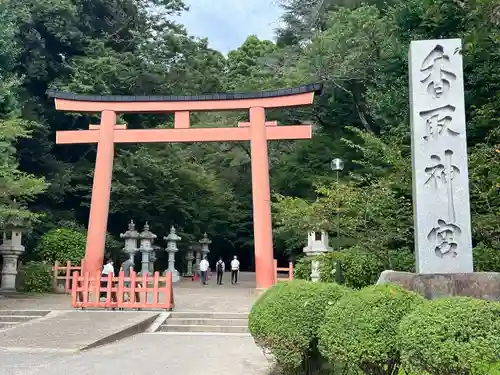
[294,256,312,280]
[318,284,424,375]
[398,297,500,375]
[35,228,86,264]
[249,280,351,372]
[16,262,53,293]
[321,249,383,288]
[295,247,415,289]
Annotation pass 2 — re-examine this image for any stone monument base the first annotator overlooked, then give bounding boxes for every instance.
[377,270,500,301]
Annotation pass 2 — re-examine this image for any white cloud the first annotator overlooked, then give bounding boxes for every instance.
[174,0,283,54]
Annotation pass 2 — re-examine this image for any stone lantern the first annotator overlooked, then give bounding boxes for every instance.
[199,233,211,259]
[164,226,181,282]
[303,231,332,282]
[192,242,202,275]
[185,245,195,277]
[150,245,161,274]
[0,222,27,290]
[120,220,139,258]
[138,222,156,276]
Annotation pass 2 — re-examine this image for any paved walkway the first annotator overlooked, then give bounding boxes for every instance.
[0,333,271,375]
[0,272,258,312]
[0,272,273,375]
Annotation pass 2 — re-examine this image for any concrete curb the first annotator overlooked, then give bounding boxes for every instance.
[82,313,160,351]
[145,312,170,333]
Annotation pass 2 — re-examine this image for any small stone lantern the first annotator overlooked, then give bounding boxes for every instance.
[192,243,202,275]
[120,220,139,257]
[303,231,332,282]
[199,233,211,259]
[138,222,156,276]
[164,226,181,282]
[0,223,27,290]
[185,245,195,277]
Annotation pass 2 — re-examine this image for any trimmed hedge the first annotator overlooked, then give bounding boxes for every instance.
[35,228,86,264]
[16,262,52,293]
[249,280,351,371]
[318,284,424,375]
[398,297,500,375]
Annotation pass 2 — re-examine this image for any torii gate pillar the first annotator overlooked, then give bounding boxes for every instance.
[85,110,116,273]
[249,107,274,289]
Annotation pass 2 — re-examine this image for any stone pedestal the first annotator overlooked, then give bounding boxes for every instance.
[140,248,152,276]
[378,270,500,301]
[303,231,332,282]
[164,226,181,282]
[195,249,201,274]
[149,247,158,274]
[138,222,157,276]
[0,228,26,290]
[311,260,320,282]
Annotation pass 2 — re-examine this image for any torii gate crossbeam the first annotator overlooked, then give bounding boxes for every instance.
[49,84,322,290]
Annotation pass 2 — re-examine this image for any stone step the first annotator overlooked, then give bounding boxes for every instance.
[0,322,18,330]
[158,324,249,334]
[0,310,49,317]
[169,312,248,320]
[166,318,248,326]
[0,315,44,322]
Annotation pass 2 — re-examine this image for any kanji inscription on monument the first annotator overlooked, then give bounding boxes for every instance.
[409,39,473,274]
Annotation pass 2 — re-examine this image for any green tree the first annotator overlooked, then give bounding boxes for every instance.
[0,1,46,227]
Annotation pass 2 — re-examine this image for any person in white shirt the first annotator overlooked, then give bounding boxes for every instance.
[101,258,116,302]
[230,256,240,285]
[215,257,225,285]
[102,258,114,276]
[199,256,210,285]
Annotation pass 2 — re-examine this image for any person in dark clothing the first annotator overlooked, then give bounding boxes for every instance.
[215,257,225,285]
[120,255,140,302]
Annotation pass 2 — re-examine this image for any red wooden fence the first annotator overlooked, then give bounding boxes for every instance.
[52,260,84,293]
[274,259,294,283]
[71,270,174,310]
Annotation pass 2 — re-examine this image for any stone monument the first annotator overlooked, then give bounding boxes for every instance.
[378,39,500,300]
[138,222,156,276]
[303,231,332,282]
[410,39,473,273]
[164,226,181,282]
[0,223,26,290]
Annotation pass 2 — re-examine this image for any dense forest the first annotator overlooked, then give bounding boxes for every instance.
[0,0,498,271]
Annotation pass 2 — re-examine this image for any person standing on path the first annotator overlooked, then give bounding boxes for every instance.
[216,257,225,285]
[101,258,117,302]
[199,256,210,285]
[230,256,240,285]
[120,255,140,302]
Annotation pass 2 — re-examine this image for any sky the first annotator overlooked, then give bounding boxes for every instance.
[174,0,284,54]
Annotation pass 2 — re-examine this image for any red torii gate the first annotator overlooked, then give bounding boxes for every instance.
[49,84,322,290]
